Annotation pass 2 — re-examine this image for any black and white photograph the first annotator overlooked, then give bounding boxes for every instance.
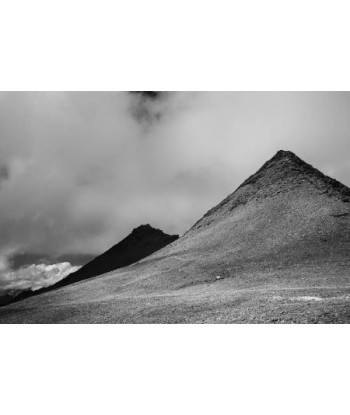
[1,1,350,415]
[1,91,350,324]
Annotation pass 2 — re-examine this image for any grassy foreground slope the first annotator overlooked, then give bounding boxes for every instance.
[1,150,350,323]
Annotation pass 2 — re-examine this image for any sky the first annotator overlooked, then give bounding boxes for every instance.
[1,91,350,291]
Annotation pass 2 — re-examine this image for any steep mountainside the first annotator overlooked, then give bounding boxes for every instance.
[1,150,350,323]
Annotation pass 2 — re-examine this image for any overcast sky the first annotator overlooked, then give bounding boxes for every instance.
[1,92,350,273]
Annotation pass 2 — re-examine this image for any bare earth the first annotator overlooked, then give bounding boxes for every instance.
[1,264,350,323]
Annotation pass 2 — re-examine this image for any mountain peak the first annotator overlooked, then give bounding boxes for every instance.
[275,149,297,157]
[273,149,298,159]
[237,149,341,191]
[131,224,164,236]
[269,149,306,166]
[239,150,310,189]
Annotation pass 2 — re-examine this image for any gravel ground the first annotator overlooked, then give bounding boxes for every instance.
[1,273,350,323]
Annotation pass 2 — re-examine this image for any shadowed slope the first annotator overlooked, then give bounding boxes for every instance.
[1,150,350,323]
[53,224,179,288]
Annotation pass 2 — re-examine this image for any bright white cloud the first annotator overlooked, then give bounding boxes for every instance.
[0,262,80,293]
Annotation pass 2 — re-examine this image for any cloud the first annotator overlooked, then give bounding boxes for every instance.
[0,91,350,271]
[128,91,168,124]
[0,262,80,293]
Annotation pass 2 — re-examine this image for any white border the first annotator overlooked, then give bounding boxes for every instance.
[0,0,349,90]
[1,325,349,415]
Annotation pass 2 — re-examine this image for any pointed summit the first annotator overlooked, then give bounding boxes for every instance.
[238,149,322,190]
[265,149,301,164]
[243,149,350,199]
[131,224,166,237]
[271,149,300,160]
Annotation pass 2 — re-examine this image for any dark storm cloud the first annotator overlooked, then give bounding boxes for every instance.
[1,92,350,286]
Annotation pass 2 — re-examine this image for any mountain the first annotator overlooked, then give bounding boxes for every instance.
[0,292,18,308]
[1,150,350,323]
[52,224,179,289]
